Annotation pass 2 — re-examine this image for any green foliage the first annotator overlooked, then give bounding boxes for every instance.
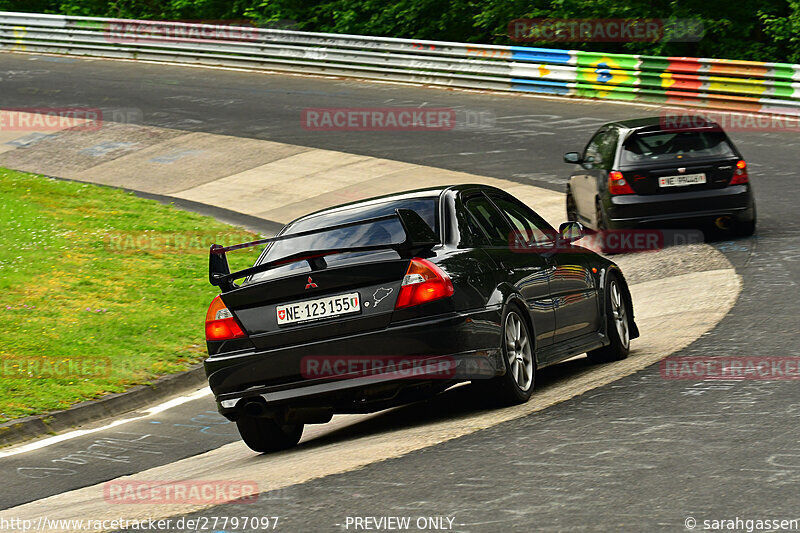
[0,169,260,422]
[1,0,798,62]
[760,0,800,63]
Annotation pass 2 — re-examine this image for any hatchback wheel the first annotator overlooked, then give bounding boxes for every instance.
[566,191,578,222]
[735,206,756,237]
[594,198,608,232]
[594,199,617,254]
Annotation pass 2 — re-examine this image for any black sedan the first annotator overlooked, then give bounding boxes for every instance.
[205,185,639,452]
[563,116,756,239]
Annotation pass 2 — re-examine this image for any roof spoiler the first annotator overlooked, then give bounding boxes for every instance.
[209,208,439,292]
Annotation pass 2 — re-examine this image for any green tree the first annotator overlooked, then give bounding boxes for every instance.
[0,0,798,63]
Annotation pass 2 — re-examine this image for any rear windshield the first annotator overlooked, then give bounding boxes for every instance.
[248,197,438,281]
[621,130,735,164]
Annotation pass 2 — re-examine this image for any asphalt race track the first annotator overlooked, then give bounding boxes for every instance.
[1,52,799,531]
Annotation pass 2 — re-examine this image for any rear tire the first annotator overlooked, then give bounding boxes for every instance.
[236,416,303,453]
[735,209,756,237]
[587,275,631,363]
[479,306,535,406]
[594,198,608,232]
[566,190,578,222]
[594,199,613,254]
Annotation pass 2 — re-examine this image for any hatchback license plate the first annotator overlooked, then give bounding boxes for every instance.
[658,173,706,187]
[276,292,360,325]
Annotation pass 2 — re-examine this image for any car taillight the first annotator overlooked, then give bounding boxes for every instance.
[608,171,635,195]
[205,295,246,341]
[730,159,749,184]
[395,258,454,309]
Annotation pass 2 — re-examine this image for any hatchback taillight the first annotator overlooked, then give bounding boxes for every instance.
[395,258,454,309]
[205,295,246,341]
[730,160,749,185]
[608,171,635,195]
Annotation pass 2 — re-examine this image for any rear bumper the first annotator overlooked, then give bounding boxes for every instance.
[606,185,755,228]
[204,307,503,416]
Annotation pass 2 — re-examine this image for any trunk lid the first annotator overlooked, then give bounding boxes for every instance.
[221,251,408,350]
[621,158,738,195]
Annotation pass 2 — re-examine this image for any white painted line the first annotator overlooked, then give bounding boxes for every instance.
[0,387,211,458]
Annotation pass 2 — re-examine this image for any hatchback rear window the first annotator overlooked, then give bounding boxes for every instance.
[621,130,735,164]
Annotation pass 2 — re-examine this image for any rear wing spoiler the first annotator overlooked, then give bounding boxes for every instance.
[209,208,439,291]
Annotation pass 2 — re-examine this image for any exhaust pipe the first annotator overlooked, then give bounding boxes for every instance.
[714,216,733,230]
[241,399,269,418]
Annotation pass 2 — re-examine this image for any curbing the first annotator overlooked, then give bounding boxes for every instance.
[40,174,286,238]
[0,364,207,448]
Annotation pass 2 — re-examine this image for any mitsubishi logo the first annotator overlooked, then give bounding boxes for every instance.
[305,276,318,289]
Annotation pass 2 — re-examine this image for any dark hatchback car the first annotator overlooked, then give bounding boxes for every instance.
[563,116,756,237]
[204,185,639,452]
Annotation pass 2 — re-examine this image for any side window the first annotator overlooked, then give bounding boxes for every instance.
[458,207,490,246]
[464,195,512,246]
[583,128,617,169]
[598,127,618,168]
[583,130,605,168]
[490,196,555,247]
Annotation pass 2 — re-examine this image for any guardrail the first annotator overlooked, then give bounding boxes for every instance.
[2,11,800,116]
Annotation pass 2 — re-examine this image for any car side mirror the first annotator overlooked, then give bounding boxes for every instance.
[563,152,581,164]
[558,221,584,244]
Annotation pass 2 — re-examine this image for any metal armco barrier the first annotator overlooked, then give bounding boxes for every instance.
[2,11,800,116]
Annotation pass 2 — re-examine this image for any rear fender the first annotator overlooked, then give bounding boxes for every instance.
[490,283,539,366]
[599,265,640,341]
